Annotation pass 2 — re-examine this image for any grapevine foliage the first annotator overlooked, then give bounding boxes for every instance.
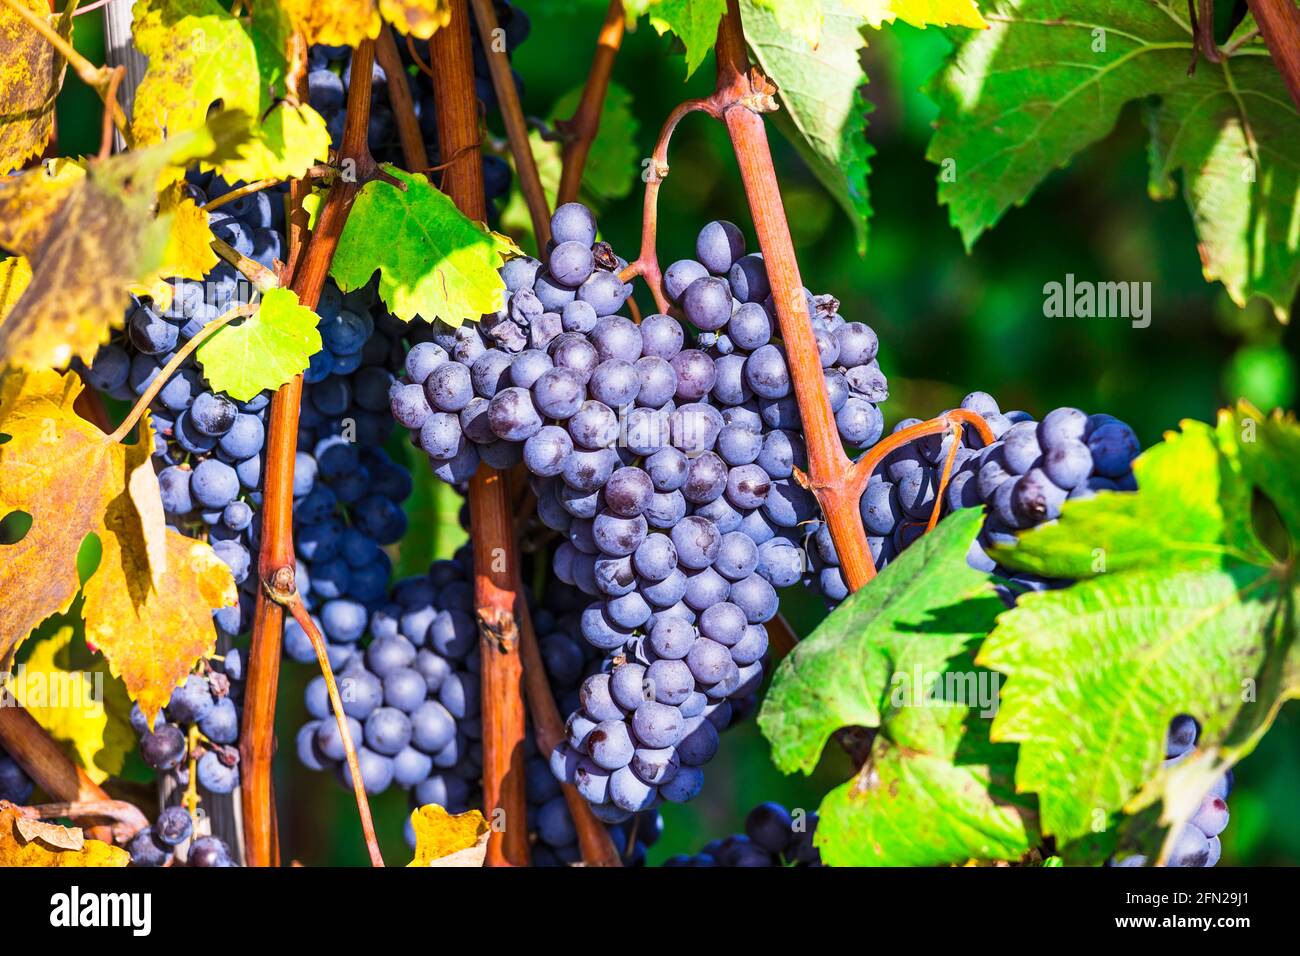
[331,165,520,324]
[196,288,323,401]
[0,0,73,176]
[928,0,1300,319]
[741,0,875,254]
[132,0,331,184]
[982,404,1300,846]
[760,509,1037,866]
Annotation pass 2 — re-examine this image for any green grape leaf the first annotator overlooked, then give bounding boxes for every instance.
[551,83,640,202]
[928,2,1299,319]
[742,0,875,254]
[131,0,330,184]
[642,0,727,78]
[196,288,322,401]
[745,0,823,45]
[978,403,1300,849]
[759,509,1037,865]
[1147,19,1300,322]
[0,0,74,175]
[332,165,519,325]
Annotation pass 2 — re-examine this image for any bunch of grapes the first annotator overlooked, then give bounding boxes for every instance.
[128,806,237,868]
[126,650,245,867]
[296,547,482,799]
[807,390,1142,605]
[1108,716,1231,868]
[662,802,822,867]
[386,201,885,818]
[291,538,660,864]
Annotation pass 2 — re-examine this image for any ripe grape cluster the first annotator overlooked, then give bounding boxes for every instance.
[296,546,483,800]
[387,201,886,815]
[1109,715,1231,868]
[306,0,529,222]
[662,802,822,867]
[807,390,1142,605]
[126,650,244,866]
[292,542,659,864]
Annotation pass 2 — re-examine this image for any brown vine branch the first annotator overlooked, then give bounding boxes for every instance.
[241,37,376,868]
[376,24,429,171]
[556,0,626,207]
[766,612,799,664]
[0,705,119,843]
[619,98,716,314]
[98,65,124,160]
[469,0,552,246]
[431,0,530,868]
[280,588,384,866]
[22,799,149,836]
[708,1,881,590]
[1246,0,1300,110]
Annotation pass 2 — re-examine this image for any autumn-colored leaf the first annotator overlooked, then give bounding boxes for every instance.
[131,0,263,150]
[0,0,74,175]
[11,627,135,785]
[0,256,32,324]
[216,101,331,185]
[83,526,236,726]
[131,0,329,184]
[407,805,489,866]
[132,180,219,315]
[280,0,450,46]
[379,0,451,39]
[0,370,158,661]
[0,807,129,867]
[0,116,249,371]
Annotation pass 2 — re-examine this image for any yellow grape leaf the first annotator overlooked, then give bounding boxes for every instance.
[216,101,330,185]
[281,0,450,45]
[131,0,262,150]
[0,0,74,175]
[132,180,219,309]
[0,256,32,324]
[407,805,489,867]
[132,0,330,184]
[82,527,236,725]
[0,157,85,254]
[0,117,249,371]
[11,627,135,785]
[0,808,129,867]
[850,0,986,29]
[0,370,161,662]
[378,0,452,39]
[279,0,380,46]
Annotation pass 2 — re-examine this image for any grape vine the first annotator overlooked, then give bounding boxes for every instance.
[0,0,1296,877]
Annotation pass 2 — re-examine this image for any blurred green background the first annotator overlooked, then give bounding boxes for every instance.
[52,0,1298,866]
